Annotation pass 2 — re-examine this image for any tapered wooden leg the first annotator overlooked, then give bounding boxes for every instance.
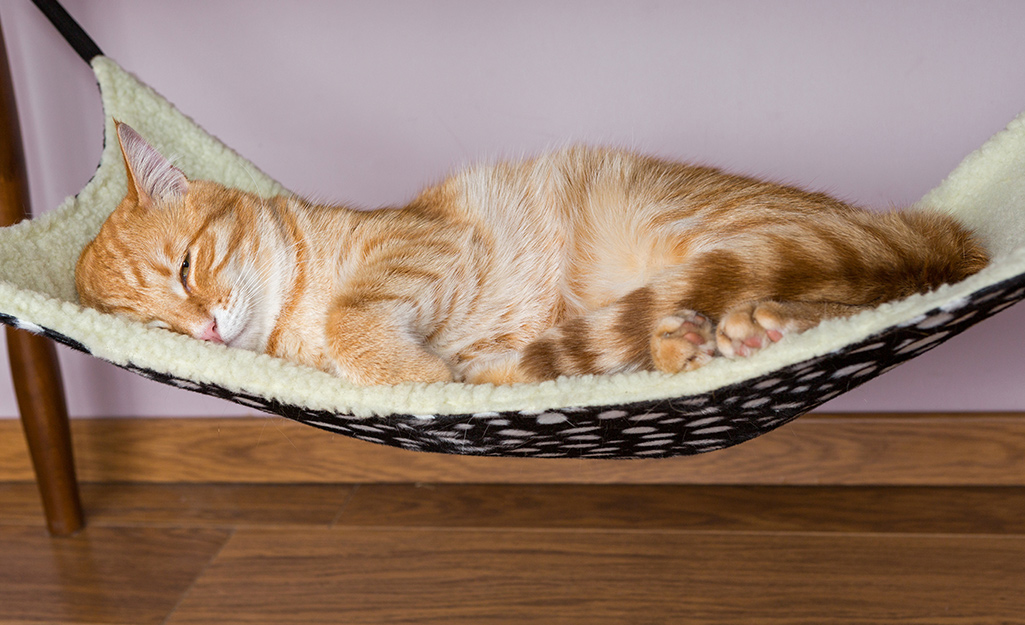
[0,17,84,535]
[7,328,84,535]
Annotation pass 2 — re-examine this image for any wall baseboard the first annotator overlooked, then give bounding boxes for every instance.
[1,413,1023,485]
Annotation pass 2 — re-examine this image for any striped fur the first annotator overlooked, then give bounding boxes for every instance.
[74,123,989,385]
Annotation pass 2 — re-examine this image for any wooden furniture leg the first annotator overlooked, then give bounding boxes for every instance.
[0,18,84,536]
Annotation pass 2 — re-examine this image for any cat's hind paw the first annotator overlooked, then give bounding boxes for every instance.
[650,310,717,373]
[716,302,789,358]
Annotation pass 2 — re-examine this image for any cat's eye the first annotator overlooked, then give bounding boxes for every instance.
[180,252,191,292]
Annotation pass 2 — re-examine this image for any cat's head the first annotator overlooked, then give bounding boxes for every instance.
[75,122,275,350]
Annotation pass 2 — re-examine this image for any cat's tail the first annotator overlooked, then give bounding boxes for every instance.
[853,209,989,304]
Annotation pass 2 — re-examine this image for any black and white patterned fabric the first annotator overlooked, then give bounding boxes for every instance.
[4,272,1024,459]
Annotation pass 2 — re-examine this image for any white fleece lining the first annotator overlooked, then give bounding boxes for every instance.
[1,57,1023,418]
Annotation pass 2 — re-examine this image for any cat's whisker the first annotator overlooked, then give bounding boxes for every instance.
[238,161,261,190]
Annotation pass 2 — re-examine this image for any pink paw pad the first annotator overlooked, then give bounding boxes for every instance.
[651,310,717,374]
[716,305,787,358]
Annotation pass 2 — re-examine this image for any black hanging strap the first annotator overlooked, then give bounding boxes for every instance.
[30,0,103,63]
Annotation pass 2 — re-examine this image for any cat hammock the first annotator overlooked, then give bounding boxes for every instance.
[4,2,1025,459]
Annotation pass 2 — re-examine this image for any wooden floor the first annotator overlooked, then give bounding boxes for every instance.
[1,482,1024,624]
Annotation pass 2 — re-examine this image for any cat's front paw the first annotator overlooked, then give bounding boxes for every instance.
[650,310,717,373]
[716,302,789,358]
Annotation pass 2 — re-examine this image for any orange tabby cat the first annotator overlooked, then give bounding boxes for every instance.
[75,122,988,385]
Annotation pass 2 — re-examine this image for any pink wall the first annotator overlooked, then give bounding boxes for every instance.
[2,0,1025,418]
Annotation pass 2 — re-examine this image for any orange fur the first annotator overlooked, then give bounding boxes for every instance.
[75,123,989,385]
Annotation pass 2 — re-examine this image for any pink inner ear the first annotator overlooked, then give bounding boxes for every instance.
[117,122,188,203]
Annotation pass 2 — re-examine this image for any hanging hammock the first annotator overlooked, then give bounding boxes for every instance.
[4,1,1025,459]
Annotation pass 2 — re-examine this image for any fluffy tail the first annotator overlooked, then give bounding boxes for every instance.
[860,210,988,303]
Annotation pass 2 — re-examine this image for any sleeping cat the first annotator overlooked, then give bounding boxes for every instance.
[75,121,988,385]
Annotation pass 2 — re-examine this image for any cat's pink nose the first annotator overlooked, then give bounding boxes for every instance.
[199,320,223,344]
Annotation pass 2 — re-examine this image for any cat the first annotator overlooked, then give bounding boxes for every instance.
[75,121,989,386]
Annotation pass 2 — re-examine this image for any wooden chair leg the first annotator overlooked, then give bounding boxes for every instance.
[0,17,84,535]
[7,328,84,535]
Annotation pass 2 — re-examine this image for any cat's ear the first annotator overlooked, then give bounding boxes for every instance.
[115,120,188,207]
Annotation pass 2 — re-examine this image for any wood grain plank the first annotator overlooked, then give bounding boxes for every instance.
[0,482,43,524]
[0,482,354,528]
[166,528,1025,625]
[6,482,1022,535]
[335,484,1025,534]
[0,525,229,625]
[2,414,1025,484]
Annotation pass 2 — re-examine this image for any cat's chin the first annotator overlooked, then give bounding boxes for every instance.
[221,320,264,352]
[220,328,248,350]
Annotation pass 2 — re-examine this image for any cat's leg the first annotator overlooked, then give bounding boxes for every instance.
[716,300,869,358]
[461,352,528,386]
[498,297,868,382]
[324,300,454,386]
[485,286,718,382]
